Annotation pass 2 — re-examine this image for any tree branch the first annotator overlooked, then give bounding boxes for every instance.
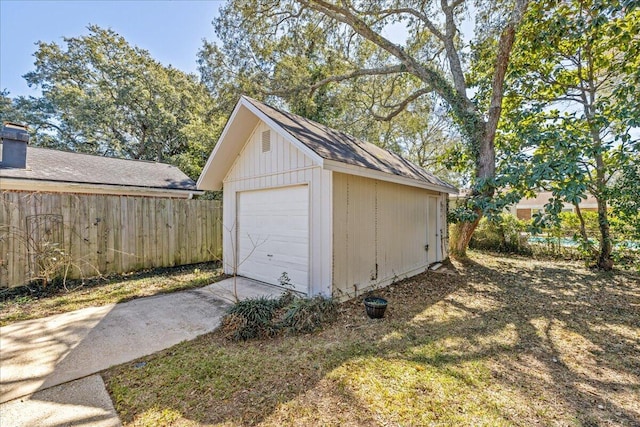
[299,0,472,128]
[309,64,405,91]
[355,6,446,41]
[440,0,468,99]
[484,0,530,166]
[370,88,432,121]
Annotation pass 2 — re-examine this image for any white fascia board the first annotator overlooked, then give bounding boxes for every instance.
[196,100,246,191]
[323,159,458,194]
[0,178,199,198]
[240,97,324,167]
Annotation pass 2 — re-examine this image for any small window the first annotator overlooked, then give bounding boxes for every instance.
[261,130,271,153]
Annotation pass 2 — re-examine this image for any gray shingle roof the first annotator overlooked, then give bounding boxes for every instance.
[244,96,457,192]
[0,145,197,191]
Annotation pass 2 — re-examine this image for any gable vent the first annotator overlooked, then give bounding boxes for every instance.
[261,130,271,153]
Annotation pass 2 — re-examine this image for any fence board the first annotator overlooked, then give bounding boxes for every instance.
[15,193,28,284]
[0,191,222,288]
[119,196,131,272]
[127,196,139,271]
[0,196,9,287]
[190,203,196,261]
[175,202,185,266]
[96,195,107,273]
[106,196,119,274]
[167,198,176,267]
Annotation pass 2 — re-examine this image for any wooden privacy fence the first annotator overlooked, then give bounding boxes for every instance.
[0,191,222,288]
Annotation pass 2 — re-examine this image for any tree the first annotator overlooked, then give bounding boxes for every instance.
[199,0,530,247]
[499,0,639,269]
[12,26,218,179]
[0,90,19,121]
[1,90,69,149]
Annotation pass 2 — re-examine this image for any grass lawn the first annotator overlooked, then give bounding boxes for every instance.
[103,251,640,426]
[0,262,224,326]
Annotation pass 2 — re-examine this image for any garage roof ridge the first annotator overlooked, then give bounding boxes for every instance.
[197,96,458,194]
[240,96,457,193]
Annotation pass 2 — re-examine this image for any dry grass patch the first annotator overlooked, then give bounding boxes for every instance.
[103,252,640,426]
[0,263,223,325]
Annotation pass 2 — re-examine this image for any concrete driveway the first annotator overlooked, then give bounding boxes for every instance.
[0,277,282,426]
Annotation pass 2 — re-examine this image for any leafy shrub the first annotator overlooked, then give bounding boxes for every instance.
[279,296,337,334]
[528,211,639,268]
[221,296,283,340]
[469,214,531,254]
[219,313,249,341]
[220,291,336,341]
[610,209,640,241]
[467,210,640,270]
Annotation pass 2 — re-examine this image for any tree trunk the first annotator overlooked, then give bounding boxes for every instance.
[575,203,600,261]
[450,214,482,257]
[596,197,614,270]
[450,120,494,257]
[574,203,590,244]
[590,130,613,270]
[447,1,527,256]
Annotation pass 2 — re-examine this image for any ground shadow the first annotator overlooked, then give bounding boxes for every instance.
[102,253,640,426]
[0,375,119,427]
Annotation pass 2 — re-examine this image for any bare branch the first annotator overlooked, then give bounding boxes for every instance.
[309,64,405,91]
[354,6,446,41]
[440,0,468,98]
[370,88,432,121]
[298,0,470,121]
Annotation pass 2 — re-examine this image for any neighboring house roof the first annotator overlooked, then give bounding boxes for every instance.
[198,96,457,193]
[451,189,598,208]
[0,144,200,196]
[515,191,598,209]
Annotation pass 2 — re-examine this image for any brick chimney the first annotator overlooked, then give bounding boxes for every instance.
[1,123,29,169]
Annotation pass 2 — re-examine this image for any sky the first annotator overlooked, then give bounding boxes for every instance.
[1,0,223,98]
[0,0,470,100]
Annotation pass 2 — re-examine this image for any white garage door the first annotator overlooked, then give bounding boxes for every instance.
[236,185,309,293]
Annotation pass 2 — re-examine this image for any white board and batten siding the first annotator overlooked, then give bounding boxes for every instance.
[223,121,332,296]
[332,172,447,300]
[223,125,449,299]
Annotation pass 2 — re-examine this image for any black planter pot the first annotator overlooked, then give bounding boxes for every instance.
[363,296,388,319]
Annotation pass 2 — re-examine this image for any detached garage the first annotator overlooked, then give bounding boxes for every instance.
[197,96,457,300]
